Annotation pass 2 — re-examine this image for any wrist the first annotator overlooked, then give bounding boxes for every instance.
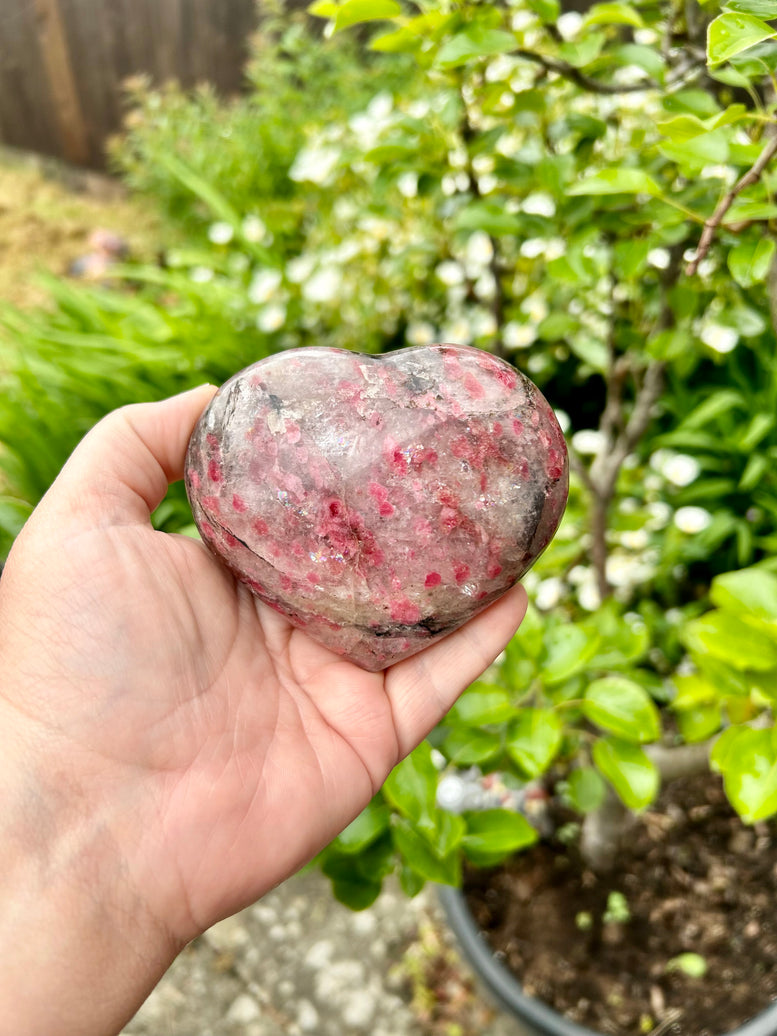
[0,708,180,1036]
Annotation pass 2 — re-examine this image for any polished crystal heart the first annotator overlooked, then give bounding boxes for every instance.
[185,344,568,671]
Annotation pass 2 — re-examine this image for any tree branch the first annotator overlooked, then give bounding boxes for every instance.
[686,123,777,276]
[514,48,659,95]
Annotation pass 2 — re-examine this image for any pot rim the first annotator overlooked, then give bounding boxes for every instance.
[437,884,777,1036]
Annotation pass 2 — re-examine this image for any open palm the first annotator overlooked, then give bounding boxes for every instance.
[0,385,527,952]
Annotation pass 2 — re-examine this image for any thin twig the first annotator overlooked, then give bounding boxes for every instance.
[686,123,777,276]
[514,48,658,95]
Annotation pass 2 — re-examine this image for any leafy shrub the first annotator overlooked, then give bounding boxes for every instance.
[1,0,777,905]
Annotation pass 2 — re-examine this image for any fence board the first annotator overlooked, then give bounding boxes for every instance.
[0,0,259,168]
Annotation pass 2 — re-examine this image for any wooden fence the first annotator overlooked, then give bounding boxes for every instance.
[0,0,259,168]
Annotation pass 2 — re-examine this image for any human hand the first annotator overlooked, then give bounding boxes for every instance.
[0,385,526,1036]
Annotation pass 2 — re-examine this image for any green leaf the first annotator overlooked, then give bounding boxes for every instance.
[331,877,383,910]
[583,2,644,28]
[593,737,659,809]
[566,767,606,813]
[612,43,665,79]
[728,237,775,287]
[568,168,661,197]
[657,114,710,141]
[683,612,777,671]
[676,704,722,743]
[613,238,650,279]
[334,800,391,853]
[462,809,538,865]
[448,682,515,726]
[583,677,661,743]
[723,200,777,222]
[442,727,503,766]
[707,12,777,65]
[436,26,516,68]
[543,624,600,684]
[333,0,402,32]
[558,32,607,67]
[392,818,461,884]
[382,742,438,831]
[527,0,560,23]
[671,672,719,710]
[726,0,777,16]
[506,709,564,777]
[308,0,339,16]
[711,726,777,822]
[455,202,522,236]
[666,953,708,978]
[660,129,730,168]
[711,568,777,621]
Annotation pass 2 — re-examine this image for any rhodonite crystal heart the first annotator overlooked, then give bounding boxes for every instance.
[185,344,568,671]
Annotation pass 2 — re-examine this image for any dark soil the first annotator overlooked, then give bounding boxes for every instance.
[464,775,777,1036]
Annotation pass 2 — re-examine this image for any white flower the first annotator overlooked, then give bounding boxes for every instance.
[407,99,431,119]
[634,28,659,45]
[544,238,566,261]
[248,268,282,305]
[701,323,738,353]
[646,501,672,530]
[368,91,393,120]
[443,316,472,343]
[511,9,536,32]
[520,238,547,259]
[448,147,468,169]
[572,429,606,455]
[302,267,342,303]
[242,215,266,243]
[397,171,418,198]
[701,164,736,183]
[289,145,340,185]
[662,454,701,487]
[478,175,499,195]
[190,266,214,283]
[648,248,671,270]
[557,11,582,39]
[674,506,712,534]
[522,192,556,218]
[407,321,436,347]
[436,261,466,287]
[465,231,494,268]
[286,255,315,284]
[208,221,234,245]
[470,308,498,338]
[486,54,517,82]
[472,154,495,176]
[621,529,649,550]
[535,577,564,611]
[257,304,286,332]
[554,409,571,434]
[606,552,650,589]
[503,321,537,349]
[521,293,549,327]
[441,174,458,196]
[474,271,497,300]
[578,579,602,612]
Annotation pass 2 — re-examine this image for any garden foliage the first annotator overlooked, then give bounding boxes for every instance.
[1,0,777,907]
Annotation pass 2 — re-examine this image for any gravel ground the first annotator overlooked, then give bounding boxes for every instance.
[121,869,527,1036]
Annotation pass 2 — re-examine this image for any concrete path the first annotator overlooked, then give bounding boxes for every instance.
[121,869,525,1036]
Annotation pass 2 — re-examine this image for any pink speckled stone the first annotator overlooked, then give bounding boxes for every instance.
[185,344,568,671]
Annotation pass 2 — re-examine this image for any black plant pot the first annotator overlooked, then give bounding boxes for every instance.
[438,885,777,1036]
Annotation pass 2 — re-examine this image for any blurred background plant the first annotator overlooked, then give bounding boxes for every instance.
[2,0,777,904]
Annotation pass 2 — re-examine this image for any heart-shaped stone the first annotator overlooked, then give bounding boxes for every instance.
[185,344,568,671]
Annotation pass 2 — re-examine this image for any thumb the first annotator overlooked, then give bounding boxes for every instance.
[44,385,218,528]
